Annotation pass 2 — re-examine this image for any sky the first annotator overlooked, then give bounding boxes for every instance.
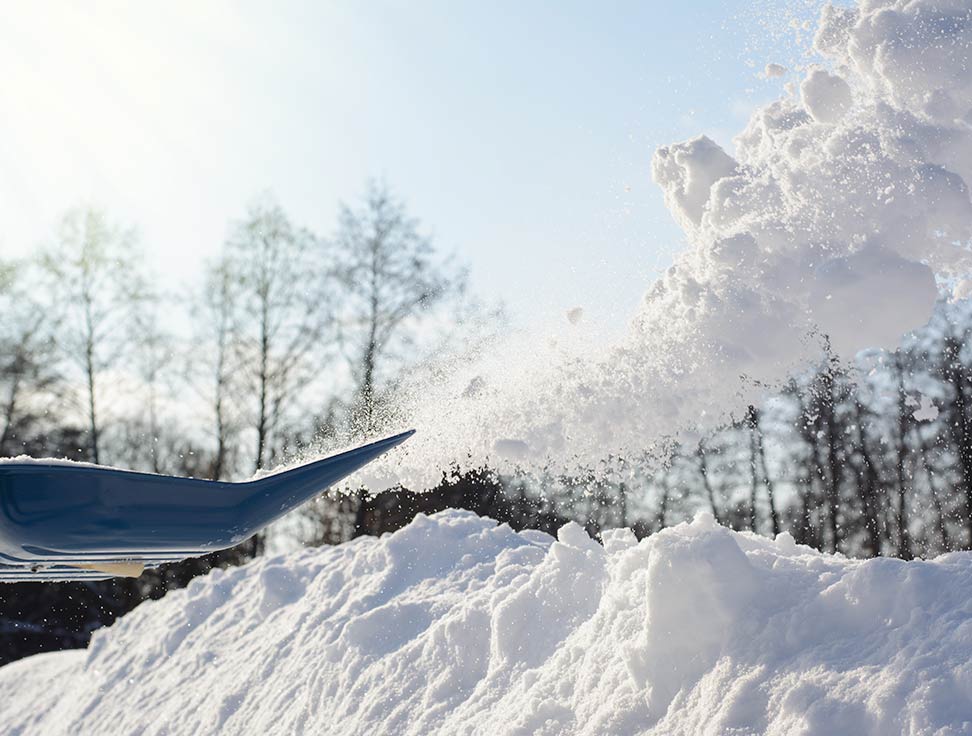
[0,0,823,334]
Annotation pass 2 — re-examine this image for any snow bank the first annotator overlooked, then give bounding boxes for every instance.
[4,509,972,735]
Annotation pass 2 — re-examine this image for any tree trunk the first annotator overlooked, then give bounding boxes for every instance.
[656,475,670,531]
[617,481,628,529]
[82,274,101,465]
[0,354,23,454]
[255,295,270,473]
[85,335,100,465]
[943,335,972,549]
[748,421,759,533]
[893,355,914,560]
[358,241,381,436]
[697,440,723,526]
[751,408,781,537]
[920,441,951,553]
[795,389,823,550]
[853,401,883,557]
[214,380,227,481]
[820,368,843,554]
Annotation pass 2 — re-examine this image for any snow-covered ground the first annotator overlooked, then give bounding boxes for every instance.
[3,510,971,735]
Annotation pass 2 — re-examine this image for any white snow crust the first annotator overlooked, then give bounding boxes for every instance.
[3,509,972,735]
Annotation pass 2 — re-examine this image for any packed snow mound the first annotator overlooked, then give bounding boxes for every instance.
[4,511,972,735]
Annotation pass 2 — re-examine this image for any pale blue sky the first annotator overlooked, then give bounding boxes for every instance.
[0,1,821,331]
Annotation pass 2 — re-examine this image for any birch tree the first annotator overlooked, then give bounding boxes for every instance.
[0,259,59,455]
[223,197,330,471]
[38,207,147,464]
[333,181,466,436]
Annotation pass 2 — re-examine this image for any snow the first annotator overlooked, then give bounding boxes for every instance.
[0,455,108,469]
[375,0,972,487]
[5,509,972,735]
[913,394,940,423]
[800,68,853,124]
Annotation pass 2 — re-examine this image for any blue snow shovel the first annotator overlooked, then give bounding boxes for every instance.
[0,430,414,582]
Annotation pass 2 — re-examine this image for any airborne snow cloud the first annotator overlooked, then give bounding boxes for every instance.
[363,0,972,487]
[644,0,972,367]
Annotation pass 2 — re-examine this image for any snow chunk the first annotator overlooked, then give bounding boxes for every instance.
[652,135,737,231]
[913,394,939,422]
[807,244,938,355]
[566,307,584,325]
[801,68,853,124]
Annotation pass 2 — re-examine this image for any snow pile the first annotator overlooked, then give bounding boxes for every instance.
[5,509,972,735]
[378,0,972,486]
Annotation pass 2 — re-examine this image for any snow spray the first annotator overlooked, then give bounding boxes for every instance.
[359,0,972,489]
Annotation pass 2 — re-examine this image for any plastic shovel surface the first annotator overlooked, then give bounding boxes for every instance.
[0,430,414,581]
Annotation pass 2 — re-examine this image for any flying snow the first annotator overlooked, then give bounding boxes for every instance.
[375,0,972,487]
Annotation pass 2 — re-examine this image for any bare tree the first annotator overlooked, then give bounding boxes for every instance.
[696,437,724,526]
[805,354,847,554]
[745,411,760,532]
[652,440,680,532]
[181,260,244,480]
[941,330,972,547]
[223,197,330,472]
[752,406,781,536]
[333,181,467,436]
[124,298,175,474]
[788,380,823,549]
[745,405,781,536]
[197,261,239,480]
[37,207,148,464]
[851,399,884,557]
[918,436,952,553]
[0,259,60,455]
[892,353,915,560]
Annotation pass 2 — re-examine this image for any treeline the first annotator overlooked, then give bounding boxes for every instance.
[412,300,972,561]
[619,300,969,560]
[0,182,472,477]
